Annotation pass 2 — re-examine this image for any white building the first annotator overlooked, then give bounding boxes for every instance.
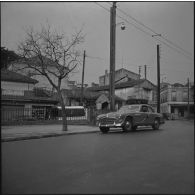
[1,69,59,123]
[99,68,140,86]
[89,79,157,110]
[8,56,69,91]
[160,83,194,118]
[1,69,38,97]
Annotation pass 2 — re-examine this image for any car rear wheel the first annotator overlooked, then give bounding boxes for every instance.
[152,118,160,130]
[132,125,137,131]
[122,118,133,132]
[100,127,109,133]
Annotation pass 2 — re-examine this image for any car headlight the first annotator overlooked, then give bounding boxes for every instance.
[116,115,125,122]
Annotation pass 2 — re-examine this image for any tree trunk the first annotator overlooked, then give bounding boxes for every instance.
[58,90,68,131]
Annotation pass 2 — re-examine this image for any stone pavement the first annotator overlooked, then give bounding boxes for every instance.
[1,124,100,142]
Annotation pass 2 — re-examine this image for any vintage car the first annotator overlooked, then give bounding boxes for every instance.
[96,104,165,133]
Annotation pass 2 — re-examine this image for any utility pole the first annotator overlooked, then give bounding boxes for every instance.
[144,65,147,80]
[187,78,190,118]
[138,66,141,98]
[157,45,160,113]
[109,2,116,111]
[81,50,86,106]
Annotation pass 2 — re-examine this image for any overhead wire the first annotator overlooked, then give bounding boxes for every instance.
[115,12,193,60]
[115,3,193,58]
[94,2,110,12]
[86,54,145,68]
[101,2,193,60]
[94,2,193,76]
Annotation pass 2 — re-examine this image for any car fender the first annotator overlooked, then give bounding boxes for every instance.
[123,114,134,125]
[154,116,160,122]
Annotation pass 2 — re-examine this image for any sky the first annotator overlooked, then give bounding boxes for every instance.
[1,1,194,86]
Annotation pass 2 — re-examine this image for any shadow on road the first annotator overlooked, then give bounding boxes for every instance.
[98,128,164,135]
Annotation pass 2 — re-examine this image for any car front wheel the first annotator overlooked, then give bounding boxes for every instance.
[122,118,133,132]
[100,127,109,133]
[152,118,160,130]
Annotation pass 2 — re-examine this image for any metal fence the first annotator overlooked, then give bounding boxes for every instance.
[1,107,113,126]
[1,107,88,123]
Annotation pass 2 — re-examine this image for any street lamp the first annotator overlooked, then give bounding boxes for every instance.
[116,22,126,30]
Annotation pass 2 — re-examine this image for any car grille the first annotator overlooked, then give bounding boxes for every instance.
[99,117,115,125]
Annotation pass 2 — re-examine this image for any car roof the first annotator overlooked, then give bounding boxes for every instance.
[57,106,85,109]
[123,104,148,107]
[122,104,154,109]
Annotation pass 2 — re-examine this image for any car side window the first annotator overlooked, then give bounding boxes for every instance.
[141,106,148,112]
[148,107,154,113]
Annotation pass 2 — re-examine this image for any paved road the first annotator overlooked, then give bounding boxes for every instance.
[2,120,194,194]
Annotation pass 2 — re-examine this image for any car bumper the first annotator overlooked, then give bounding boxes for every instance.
[98,122,123,128]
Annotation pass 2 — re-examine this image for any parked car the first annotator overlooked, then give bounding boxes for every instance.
[96,104,165,133]
[162,113,171,120]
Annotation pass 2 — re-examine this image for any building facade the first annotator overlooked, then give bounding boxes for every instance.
[160,83,194,118]
[89,79,157,110]
[1,69,38,97]
[99,68,140,86]
[1,70,59,123]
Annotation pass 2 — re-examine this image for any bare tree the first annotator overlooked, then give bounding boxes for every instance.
[17,25,84,131]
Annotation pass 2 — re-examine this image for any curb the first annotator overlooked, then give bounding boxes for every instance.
[1,130,100,142]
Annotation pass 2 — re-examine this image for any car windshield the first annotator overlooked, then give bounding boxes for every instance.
[118,105,140,113]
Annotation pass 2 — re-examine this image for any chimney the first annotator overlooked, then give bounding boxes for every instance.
[104,70,108,86]
[105,69,108,76]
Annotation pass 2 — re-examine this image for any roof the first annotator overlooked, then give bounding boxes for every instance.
[123,104,149,107]
[62,88,103,100]
[1,95,59,104]
[172,83,184,87]
[99,68,140,78]
[88,79,156,91]
[1,69,38,84]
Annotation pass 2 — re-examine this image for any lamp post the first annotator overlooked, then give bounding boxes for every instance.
[109,2,125,111]
[152,34,161,113]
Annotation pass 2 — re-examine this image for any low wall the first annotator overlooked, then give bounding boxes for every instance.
[1,119,90,126]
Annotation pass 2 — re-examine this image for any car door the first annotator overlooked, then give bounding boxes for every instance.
[146,106,156,124]
[134,105,148,125]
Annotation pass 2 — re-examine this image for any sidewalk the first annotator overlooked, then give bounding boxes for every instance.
[1,124,100,142]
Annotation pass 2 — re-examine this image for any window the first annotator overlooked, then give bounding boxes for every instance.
[171,91,176,101]
[183,92,188,102]
[141,106,148,112]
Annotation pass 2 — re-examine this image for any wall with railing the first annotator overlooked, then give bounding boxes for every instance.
[1,107,89,124]
[1,106,111,126]
[2,89,25,96]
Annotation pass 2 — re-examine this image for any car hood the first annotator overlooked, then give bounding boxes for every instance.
[97,111,121,119]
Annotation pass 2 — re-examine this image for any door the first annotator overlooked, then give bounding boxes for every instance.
[133,105,148,125]
[146,106,156,124]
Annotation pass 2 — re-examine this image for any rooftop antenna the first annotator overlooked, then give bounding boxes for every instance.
[122,55,124,69]
[121,47,124,69]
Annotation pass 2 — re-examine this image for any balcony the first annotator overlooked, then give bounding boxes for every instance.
[1,89,25,97]
[1,88,58,101]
